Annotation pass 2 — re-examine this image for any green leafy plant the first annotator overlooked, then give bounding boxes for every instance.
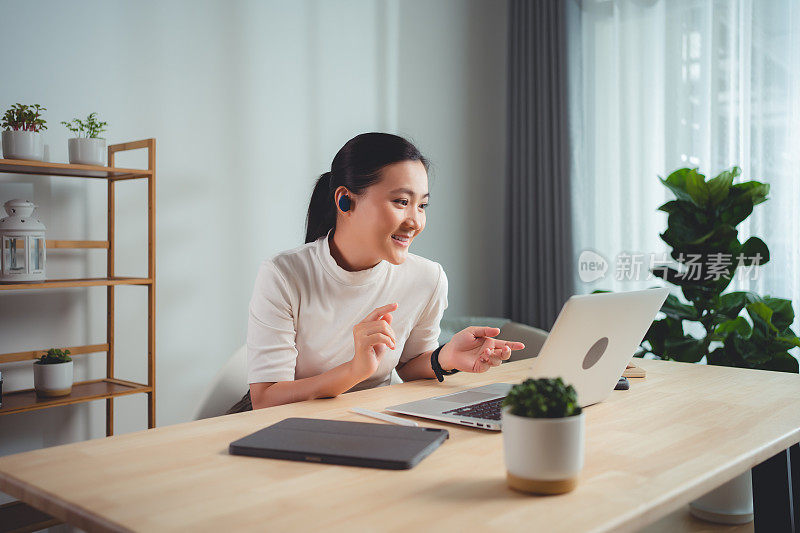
[640,166,800,373]
[61,112,108,139]
[2,103,47,132]
[36,348,72,365]
[502,377,582,418]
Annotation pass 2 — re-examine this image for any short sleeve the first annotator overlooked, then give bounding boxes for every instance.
[246,260,298,384]
[399,264,449,364]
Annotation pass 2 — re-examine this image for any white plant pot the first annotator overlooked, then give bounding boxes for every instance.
[689,470,754,524]
[68,137,106,166]
[501,406,585,494]
[2,130,44,161]
[33,361,73,398]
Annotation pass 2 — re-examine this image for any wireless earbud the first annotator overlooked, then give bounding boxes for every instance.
[338,195,351,212]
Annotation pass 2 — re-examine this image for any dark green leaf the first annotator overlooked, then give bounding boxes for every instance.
[660,293,699,320]
[714,317,752,338]
[738,237,770,265]
[685,170,711,207]
[760,352,799,373]
[660,168,696,203]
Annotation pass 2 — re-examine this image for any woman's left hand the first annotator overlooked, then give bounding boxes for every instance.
[438,327,525,373]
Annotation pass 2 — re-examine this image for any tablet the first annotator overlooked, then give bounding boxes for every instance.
[229,417,449,470]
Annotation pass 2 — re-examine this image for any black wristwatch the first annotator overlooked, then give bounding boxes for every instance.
[431,344,459,382]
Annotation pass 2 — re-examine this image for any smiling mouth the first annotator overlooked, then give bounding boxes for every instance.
[391,234,411,246]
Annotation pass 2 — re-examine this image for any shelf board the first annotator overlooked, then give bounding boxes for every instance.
[0,158,151,180]
[0,277,152,291]
[0,343,109,364]
[0,378,151,416]
[46,240,109,249]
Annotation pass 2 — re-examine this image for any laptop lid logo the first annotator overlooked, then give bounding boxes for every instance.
[582,337,609,369]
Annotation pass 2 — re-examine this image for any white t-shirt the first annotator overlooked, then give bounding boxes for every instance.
[246,229,448,391]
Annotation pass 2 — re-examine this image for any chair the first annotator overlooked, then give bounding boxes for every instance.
[498,321,548,361]
[193,345,248,420]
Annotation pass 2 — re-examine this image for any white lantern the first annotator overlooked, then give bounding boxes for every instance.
[0,199,46,282]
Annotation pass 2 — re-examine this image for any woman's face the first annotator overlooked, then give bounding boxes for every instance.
[341,159,429,265]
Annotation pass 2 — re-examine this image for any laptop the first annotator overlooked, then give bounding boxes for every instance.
[385,288,670,431]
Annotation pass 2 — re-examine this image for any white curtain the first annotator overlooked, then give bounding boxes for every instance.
[567,0,800,339]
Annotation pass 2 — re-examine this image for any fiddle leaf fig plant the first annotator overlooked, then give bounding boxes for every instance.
[61,112,108,138]
[502,377,582,418]
[37,348,72,365]
[2,103,47,132]
[640,166,800,373]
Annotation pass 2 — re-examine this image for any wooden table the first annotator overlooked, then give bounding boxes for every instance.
[1,359,798,532]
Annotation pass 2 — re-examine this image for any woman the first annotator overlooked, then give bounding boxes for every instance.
[237,132,525,412]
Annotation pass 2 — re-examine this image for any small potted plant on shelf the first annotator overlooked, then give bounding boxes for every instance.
[1,103,47,161]
[61,112,108,166]
[33,348,73,398]
[501,377,585,495]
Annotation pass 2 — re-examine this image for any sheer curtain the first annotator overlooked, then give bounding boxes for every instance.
[567,0,800,339]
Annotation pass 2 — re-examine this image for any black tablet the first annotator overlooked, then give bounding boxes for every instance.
[229,417,449,470]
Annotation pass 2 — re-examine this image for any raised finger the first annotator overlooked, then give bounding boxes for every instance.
[376,317,396,337]
[363,303,398,322]
[364,322,396,343]
[468,326,501,339]
[366,332,396,350]
[496,339,525,350]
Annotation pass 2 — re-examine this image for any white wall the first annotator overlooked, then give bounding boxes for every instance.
[0,0,507,500]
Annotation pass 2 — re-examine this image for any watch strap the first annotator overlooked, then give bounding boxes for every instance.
[431,344,459,382]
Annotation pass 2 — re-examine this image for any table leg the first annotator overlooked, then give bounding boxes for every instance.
[792,444,799,531]
[752,445,796,533]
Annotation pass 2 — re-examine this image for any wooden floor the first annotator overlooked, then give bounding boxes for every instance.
[641,506,753,533]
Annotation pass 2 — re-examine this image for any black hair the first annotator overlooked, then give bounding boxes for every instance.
[304,132,430,244]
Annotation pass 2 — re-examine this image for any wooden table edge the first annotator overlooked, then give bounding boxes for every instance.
[598,430,800,532]
[0,470,131,533]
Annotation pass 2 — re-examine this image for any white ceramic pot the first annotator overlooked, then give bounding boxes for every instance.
[68,137,106,166]
[501,406,585,494]
[33,361,73,397]
[689,470,753,524]
[2,130,44,161]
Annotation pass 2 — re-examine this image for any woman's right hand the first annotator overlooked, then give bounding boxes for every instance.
[350,303,398,381]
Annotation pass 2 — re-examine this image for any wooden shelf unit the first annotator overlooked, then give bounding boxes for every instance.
[0,138,156,435]
[0,379,151,416]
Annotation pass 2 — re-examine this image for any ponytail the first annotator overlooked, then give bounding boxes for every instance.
[304,172,335,244]
[304,133,429,244]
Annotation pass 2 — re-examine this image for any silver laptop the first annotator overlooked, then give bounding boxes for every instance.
[385,288,670,431]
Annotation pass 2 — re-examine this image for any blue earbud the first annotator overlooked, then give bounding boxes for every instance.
[338,195,351,212]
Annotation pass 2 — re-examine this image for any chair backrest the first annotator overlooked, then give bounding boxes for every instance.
[438,316,511,345]
[498,321,549,362]
[193,344,248,420]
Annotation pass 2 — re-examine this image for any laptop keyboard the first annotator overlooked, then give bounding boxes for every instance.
[442,397,504,421]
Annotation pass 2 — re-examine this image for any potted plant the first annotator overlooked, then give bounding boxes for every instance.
[1,103,47,161]
[638,166,800,524]
[61,112,108,166]
[33,348,73,398]
[501,377,585,494]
